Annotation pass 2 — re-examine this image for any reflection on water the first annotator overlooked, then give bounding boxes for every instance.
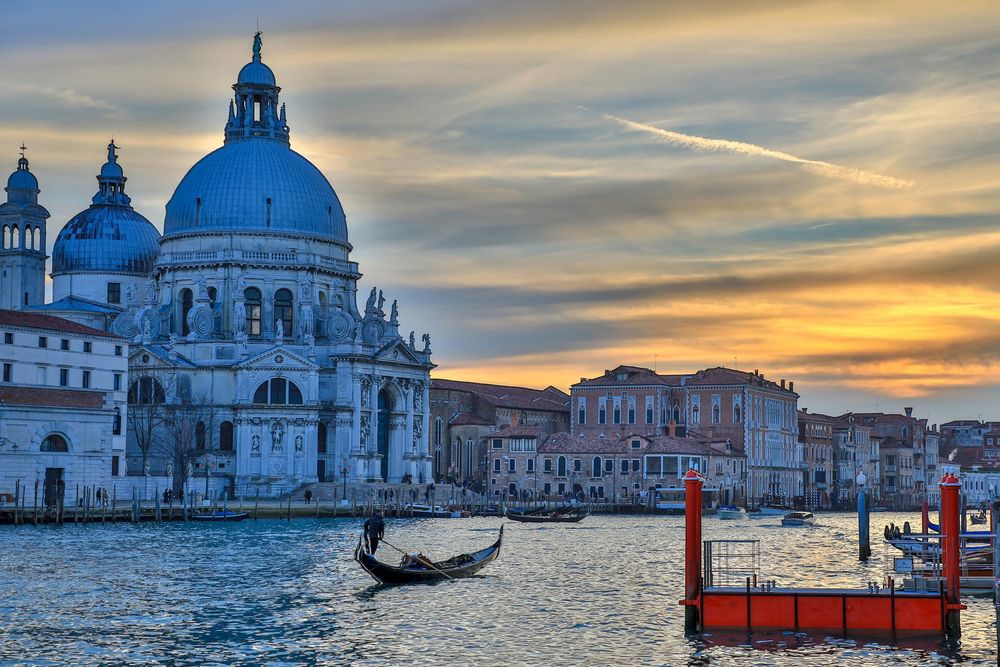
[0,513,995,665]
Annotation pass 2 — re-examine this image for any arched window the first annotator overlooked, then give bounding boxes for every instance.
[2,225,8,248]
[128,376,165,405]
[592,456,602,478]
[24,227,32,251]
[196,421,206,450]
[274,288,293,336]
[180,288,193,336]
[672,405,680,423]
[40,434,69,452]
[317,422,327,453]
[558,456,567,477]
[692,404,700,423]
[244,287,262,336]
[434,417,442,446]
[252,378,304,405]
[712,405,720,424]
[11,226,19,249]
[219,421,234,452]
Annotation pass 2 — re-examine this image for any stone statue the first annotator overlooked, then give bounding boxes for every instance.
[251,434,261,454]
[275,318,284,341]
[234,271,246,295]
[142,317,151,342]
[377,289,385,312]
[234,299,247,335]
[365,287,377,313]
[422,333,431,353]
[304,333,315,355]
[197,275,209,301]
[271,421,284,452]
[390,300,399,326]
[253,31,262,60]
[167,332,179,349]
[299,275,312,302]
[124,283,137,307]
[295,435,304,453]
[408,331,416,349]
[145,277,157,304]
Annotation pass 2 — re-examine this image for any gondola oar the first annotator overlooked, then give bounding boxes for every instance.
[378,537,457,581]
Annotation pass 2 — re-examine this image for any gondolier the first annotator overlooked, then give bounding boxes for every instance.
[364,510,386,554]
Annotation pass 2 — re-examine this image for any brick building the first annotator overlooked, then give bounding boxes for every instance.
[572,365,799,505]
[429,379,569,486]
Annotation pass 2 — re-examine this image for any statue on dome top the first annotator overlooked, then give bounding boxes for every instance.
[253,32,262,60]
[390,300,399,326]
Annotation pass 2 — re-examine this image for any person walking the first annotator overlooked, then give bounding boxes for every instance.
[364,510,385,554]
[304,488,313,504]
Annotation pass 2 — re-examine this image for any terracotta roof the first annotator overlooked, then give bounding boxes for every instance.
[431,379,569,412]
[0,385,107,409]
[643,435,711,455]
[847,412,917,425]
[573,365,680,388]
[877,436,911,450]
[940,420,984,428]
[682,367,794,393]
[482,425,544,440]
[449,412,493,427]
[0,308,121,339]
[798,409,834,423]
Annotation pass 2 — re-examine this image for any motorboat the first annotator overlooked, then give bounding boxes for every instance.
[781,511,815,526]
[717,505,747,520]
[406,504,461,518]
[757,505,794,516]
[506,506,586,523]
[355,526,503,585]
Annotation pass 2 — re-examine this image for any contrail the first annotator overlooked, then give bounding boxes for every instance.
[607,114,913,189]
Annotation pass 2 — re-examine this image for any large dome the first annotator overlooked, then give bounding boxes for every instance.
[52,205,160,275]
[162,33,348,244]
[162,140,348,242]
[51,142,161,276]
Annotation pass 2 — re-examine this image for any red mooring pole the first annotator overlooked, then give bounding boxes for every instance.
[682,468,704,634]
[939,472,965,638]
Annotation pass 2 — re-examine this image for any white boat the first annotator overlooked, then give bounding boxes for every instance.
[406,503,461,518]
[757,505,794,516]
[781,511,815,526]
[717,505,747,520]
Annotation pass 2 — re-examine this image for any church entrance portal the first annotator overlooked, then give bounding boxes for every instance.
[377,389,393,481]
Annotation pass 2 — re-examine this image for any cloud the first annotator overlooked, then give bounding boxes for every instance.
[606,114,914,189]
[11,83,123,115]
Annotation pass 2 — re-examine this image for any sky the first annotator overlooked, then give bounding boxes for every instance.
[1,1,999,422]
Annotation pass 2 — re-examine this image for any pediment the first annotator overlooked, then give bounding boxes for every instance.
[128,344,196,369]
[374,339,422,365]
[234,345,318,371]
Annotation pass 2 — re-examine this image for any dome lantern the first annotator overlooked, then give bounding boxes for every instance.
[226,32,289,145]
[5,145,39,205]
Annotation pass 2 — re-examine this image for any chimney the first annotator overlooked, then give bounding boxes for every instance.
[802,407,808,414]
[904,407,913,418]
[668,419,676,438]
[780,379,786,389]
[754,369,759,376]
[580,378,586,383]
[788,381,794,392]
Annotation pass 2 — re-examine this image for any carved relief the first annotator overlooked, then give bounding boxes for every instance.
[360,414,371,450]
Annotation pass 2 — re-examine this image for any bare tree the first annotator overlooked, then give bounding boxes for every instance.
[126,368,176,478]
[159,391,216,498]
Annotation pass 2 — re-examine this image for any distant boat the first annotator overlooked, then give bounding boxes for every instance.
[757,505,794,516]
[717,505,747,520]
[406,504,461,518]
[507,506,586,523]
[355,526,503,585]
[191,511,249,522]
[970,511,987,525]
[781,511,815,526]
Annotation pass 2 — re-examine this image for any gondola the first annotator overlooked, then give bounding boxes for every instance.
[506,507,586,523]
[191,510,250,522]
[970,510,987,525]
[355,525,503,585]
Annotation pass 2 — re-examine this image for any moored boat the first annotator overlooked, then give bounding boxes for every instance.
[781,511,815,526]
[717,505,747,520]
[191,511,249,522]
[406,504,461,518]
[506,507,586,523]
[354,525,503,585]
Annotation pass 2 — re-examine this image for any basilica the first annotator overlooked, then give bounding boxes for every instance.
[2,35,434,497]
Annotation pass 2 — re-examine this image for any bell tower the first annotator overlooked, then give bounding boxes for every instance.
[0,147,49,310]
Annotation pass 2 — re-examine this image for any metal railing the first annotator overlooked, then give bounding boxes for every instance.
[703,539,760,589]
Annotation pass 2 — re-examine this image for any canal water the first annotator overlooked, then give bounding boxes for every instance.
[0,512,996,665]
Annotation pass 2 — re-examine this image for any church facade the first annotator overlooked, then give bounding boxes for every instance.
[8,35,434,497]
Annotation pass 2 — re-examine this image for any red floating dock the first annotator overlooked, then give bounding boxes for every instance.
[680,469,965,638]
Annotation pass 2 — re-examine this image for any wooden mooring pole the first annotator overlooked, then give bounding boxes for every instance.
[32,479,38,525]
[13,479,19,526]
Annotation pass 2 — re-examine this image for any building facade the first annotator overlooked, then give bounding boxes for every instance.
[571,365,799,506]
[798,409,834,508]
[429,379,569,486]
[0,309,128,504]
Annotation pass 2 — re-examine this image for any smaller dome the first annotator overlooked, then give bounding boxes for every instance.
[7,157,37,192]
[100,160,123,179]
[238,60,276,86]
[52,206,160,275]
